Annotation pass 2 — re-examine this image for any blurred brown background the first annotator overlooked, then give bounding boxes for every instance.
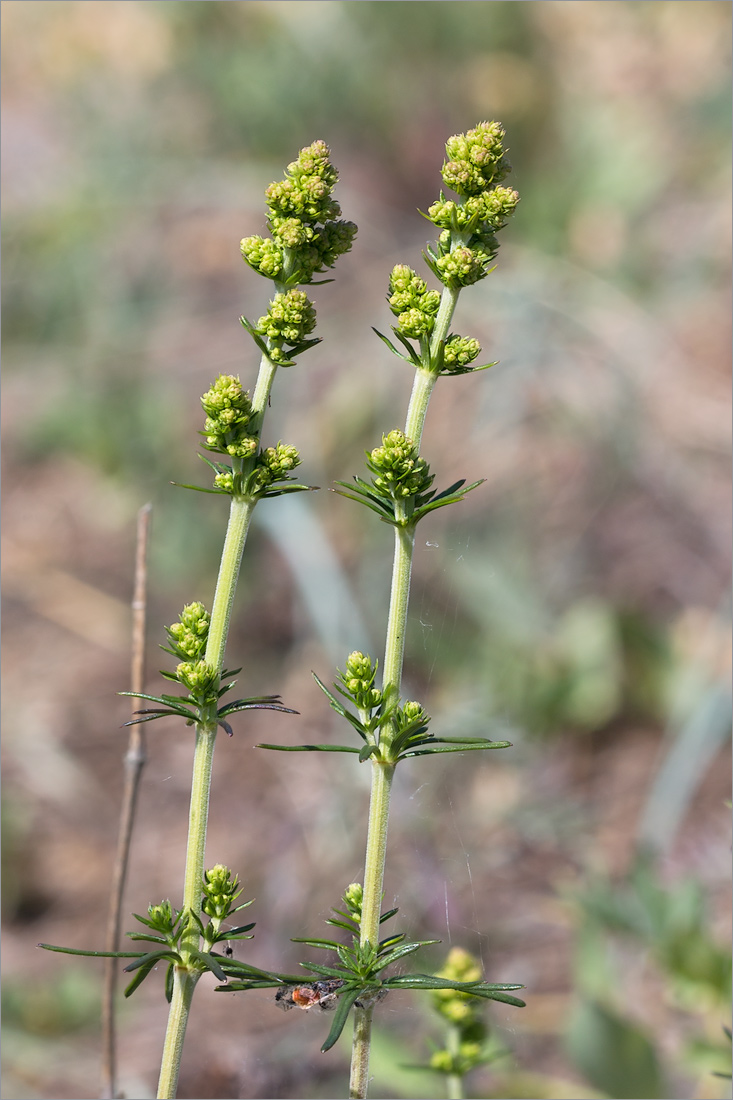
[2,3,731,1098]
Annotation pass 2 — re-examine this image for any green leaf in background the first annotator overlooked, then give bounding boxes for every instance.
[566,1000,667,1100]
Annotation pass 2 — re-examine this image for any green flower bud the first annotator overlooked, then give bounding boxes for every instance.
[442,121,511,196]
[434,246,486,289]
[240,235,284,279]
[367,430,434,501]
[214,470,234,494]
[442,335,481,371]
[459,1041,482,1063]
[202,864,242,922]
[399,700,429,727]
[338,653,382,710]
[147,899,177,933]
[256,289,316,363]
[388,265,440,339]
[251,441,301,490]
[201,375,258,457]
[176,659,218,696]
[265,140,340,223]
[481,185,520,230]
[429,1050,455,1073]
[343,882,363,920]
[166,603,210,661]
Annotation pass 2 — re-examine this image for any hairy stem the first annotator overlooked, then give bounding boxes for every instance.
[349,280,464,1098]
[349,1002,375,1100]
[158,351,280,1097]
[157,967,199,1100]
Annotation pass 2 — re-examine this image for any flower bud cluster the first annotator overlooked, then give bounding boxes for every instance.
[166,602,210,662]
[200,374,257,458]
[338,652,382,711]
[252,442,301,489]
[442,121,511,196]
[255,289,317,365]
[387,265,441,339]
[442,334,481,371]
[427,187,519,235]
[147,900,177,934]
[367,430,433,501]
[430,947,488,1076]
[343,882,364,922]
[240,140,357,285]
[176,659,218,697]
[422,122,518,291]
[396,700,429,730]
[202,864,242,923]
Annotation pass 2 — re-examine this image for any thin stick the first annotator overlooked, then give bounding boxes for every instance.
[101,503,152,1100]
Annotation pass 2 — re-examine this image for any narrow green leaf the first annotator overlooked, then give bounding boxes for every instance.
[375,941,440,971]
[170,482,229,495]
[123,949,179,973]
[321,987,363,1052]
[257,741,361,754]
[402,741,511,758]
[371,327,415,365]
[124,958,160,998]
[189,949,227,983]
[291,937,342,950]
[221,922,255,938]
[164,962,175,1003]
[379,907,400,924]
[38,943,141,958]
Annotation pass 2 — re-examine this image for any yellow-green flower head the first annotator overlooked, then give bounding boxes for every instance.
[388,265,441,339]
[176,659,218,696]
[339,652,382,710]
[343,882,364,922]
[399,700,429,727]
[242,141,357,286]
[442,335,481,372]
[266,139,340,222]
[148,899,175,929]
[368,429,433,500]
[201,375,258,457]
[434,246,485,289]
[167,602,210,661]
[202,863,242,920]
[252,441,301,489]
[256,289,317,363]
[240,235,284,279]
[214,470,234,494]
[442,121,511,197]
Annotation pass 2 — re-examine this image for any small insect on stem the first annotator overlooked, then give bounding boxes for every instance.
[275,979,344,1012]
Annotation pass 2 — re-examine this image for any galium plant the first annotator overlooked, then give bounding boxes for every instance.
[246,121,524,1098]
[42,124,524,1100]
[41,140,357,1099]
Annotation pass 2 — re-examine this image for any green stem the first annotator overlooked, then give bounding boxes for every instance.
[445,1024,465,1100]
[204,497,256,675]
[349,281,464,1098]
[157,967,199,1099]
[349,1003,375,1100]
[157,351,281,1098]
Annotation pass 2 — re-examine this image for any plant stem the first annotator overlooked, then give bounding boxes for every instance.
[204,497,256,675]
[445,1024,465,1100]
[157,351,280,1098]
[157,967,199,1100]
[349,1002,375,1100]
[349,281,463,1098]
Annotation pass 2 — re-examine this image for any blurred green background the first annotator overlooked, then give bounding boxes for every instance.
[2,2,731,1098]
